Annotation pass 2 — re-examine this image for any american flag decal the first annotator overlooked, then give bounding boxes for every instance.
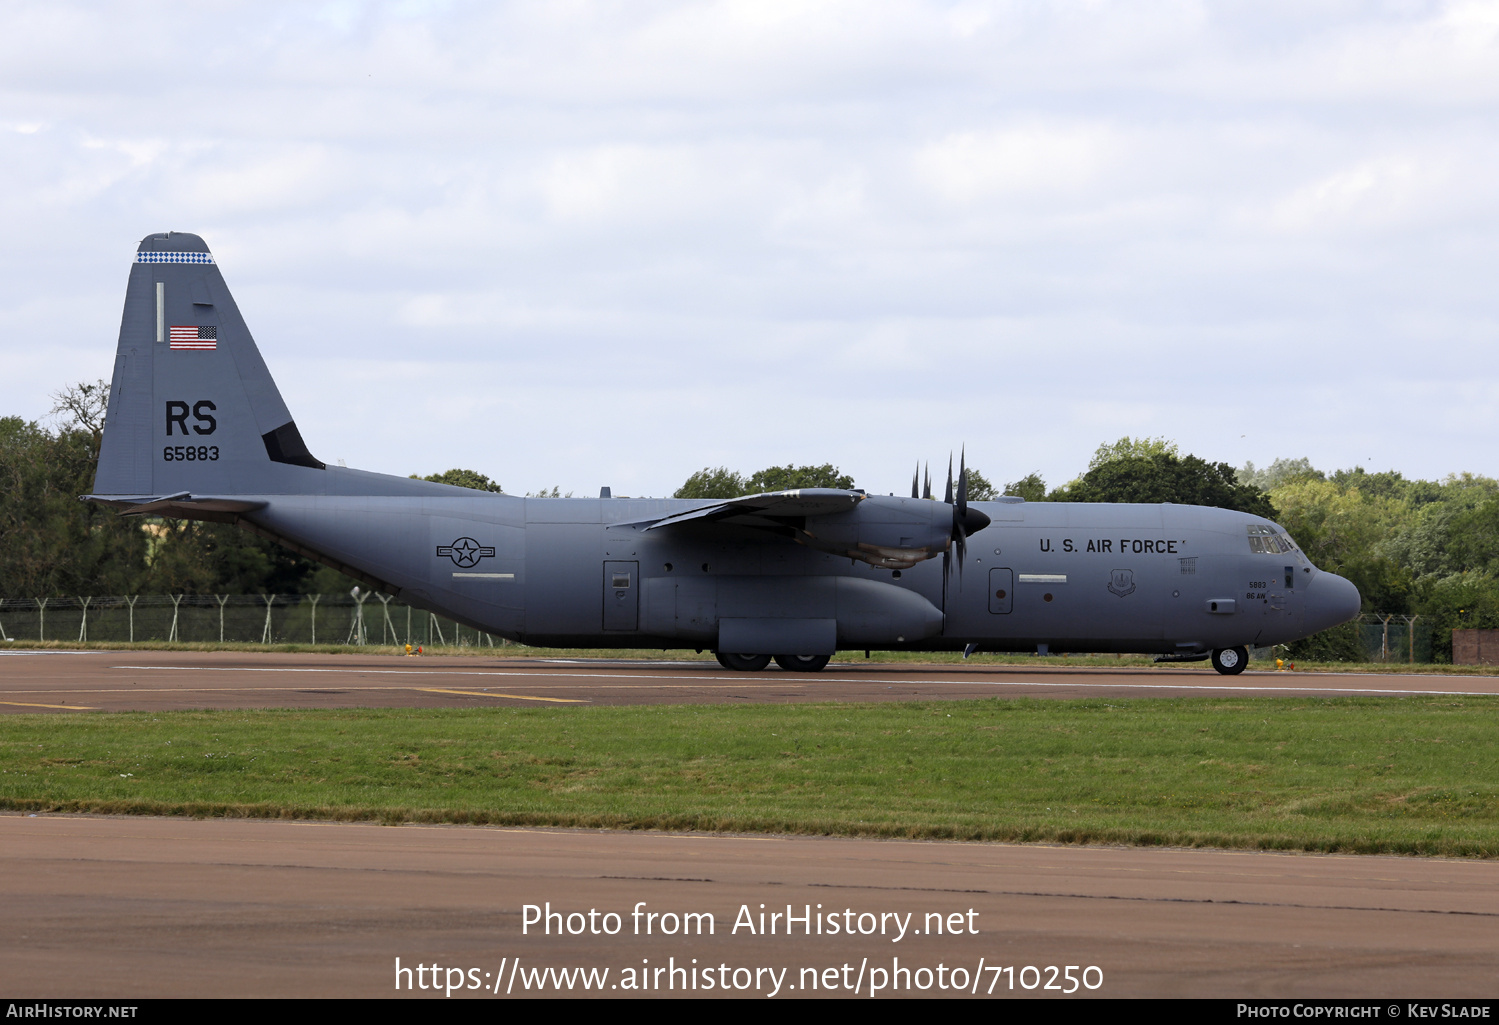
[169,325,217,350]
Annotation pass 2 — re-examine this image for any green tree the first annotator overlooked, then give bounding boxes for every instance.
[1003,472,1047,502]
[1413,571,1499,662]
[963,468,998,502]
[47,379,111,448]
[674,467,747,499]
[1328,467,1410,502]
[1444,498,1499,577]
[1088,436,1178,471]
[1063,452,1275,518]
[1376,507,1460,580]
[0,378,333,598]
[746,464,855,493]
[0,416,147,597]
[139,519,317,595]
[1238,457,1322,492]
[1269,477,1411,614]
[413,468,503,492]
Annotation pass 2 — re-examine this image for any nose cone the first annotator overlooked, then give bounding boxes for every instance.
[1304,571,1361,634]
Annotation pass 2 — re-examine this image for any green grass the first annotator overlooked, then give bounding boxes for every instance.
[4,637,1496,675]
[2,697,1497,856]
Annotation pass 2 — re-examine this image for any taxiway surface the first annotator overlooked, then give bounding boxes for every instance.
[2,652,1495,998]
[2,815,1495,998]
[1,649,1494,712]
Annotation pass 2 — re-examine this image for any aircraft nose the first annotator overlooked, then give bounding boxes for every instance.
[1304,571,1361,634]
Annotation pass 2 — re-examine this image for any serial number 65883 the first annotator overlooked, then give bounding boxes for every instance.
[163,445,219,461]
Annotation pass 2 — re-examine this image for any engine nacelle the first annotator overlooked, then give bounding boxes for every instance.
[800,496,957,569]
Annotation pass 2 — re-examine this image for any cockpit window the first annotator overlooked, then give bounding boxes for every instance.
[1247,524,1297,555]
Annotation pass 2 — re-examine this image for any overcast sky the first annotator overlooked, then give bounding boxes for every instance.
[3,1,1497,497]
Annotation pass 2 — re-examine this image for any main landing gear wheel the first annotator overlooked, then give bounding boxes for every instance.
[715,652,771,672]
[773,654,831,673]
[1211,646,1249,675]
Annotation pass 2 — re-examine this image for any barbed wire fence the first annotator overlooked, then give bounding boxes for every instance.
[1353,612,1430,663]
[0,594,507,649]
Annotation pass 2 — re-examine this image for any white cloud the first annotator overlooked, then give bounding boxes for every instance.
[1,0,1498,495]
[913,124,1115,205]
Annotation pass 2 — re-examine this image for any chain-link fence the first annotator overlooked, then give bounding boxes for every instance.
[0,594,505,648]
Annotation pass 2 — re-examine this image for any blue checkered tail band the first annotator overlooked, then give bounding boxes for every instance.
[136,252,214,264]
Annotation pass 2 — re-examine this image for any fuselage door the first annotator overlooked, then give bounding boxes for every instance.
[603,561,639,631]
[988,567,1013,614]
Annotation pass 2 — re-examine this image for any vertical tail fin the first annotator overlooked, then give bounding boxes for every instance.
[93,232,324,499]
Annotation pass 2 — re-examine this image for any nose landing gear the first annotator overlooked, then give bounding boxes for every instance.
[1211,646,1249,675]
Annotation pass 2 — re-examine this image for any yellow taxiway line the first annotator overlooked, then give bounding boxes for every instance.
[415,687,586,704]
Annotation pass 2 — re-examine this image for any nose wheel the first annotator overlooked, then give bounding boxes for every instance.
[1211,646,1249,675]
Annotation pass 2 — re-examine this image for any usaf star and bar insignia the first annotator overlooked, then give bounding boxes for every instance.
[436,537,496,568]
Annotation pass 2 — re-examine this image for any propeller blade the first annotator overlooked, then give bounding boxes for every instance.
[945,446,988,590]
[923,463,931,501]
[957,446,968,521]
[911,463,920,500]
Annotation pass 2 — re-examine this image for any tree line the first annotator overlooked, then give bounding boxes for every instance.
[6,386,1496,660]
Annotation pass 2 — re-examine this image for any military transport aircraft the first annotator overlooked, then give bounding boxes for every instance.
[85,233,1362,675]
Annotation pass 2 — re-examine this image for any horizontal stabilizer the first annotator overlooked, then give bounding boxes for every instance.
[82,493,267,518]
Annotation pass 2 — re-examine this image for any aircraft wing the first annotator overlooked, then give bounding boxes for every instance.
[624,489,865,531]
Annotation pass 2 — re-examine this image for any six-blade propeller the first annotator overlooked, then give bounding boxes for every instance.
[911,449,991,588]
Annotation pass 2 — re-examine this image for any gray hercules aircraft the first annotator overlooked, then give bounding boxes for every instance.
[86,232,1361,675]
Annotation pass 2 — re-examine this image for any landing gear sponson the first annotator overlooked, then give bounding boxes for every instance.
[715,648,1250,676]
[715,653,832,673]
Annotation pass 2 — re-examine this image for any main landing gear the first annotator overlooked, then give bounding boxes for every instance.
[1211,646,1249,676]
[714,652,831,673]
[773,654,831,673]
[715,652,771,671]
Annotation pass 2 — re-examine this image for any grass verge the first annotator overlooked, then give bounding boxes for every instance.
[1,696,1496,856]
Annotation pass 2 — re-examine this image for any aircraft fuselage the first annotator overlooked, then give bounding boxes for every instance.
[240,485,1358,657]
